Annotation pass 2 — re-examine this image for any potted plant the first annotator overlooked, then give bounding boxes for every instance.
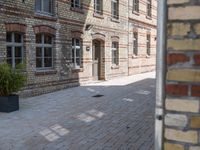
[0,63,26,113]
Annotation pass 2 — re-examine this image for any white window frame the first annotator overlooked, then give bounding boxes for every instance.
[147,0,152,17]
[71,0,81,8]
[6,32,23,69]
[147,34,151,56]
[111,0,119,19]
[133,0,139,12]
[94,0,103,14]
[35,0,53,15]
[111,42,119,65]
[36,34,53,70]
[72,38,82,69]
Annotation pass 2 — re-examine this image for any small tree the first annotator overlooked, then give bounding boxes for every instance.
[0,63,27,96]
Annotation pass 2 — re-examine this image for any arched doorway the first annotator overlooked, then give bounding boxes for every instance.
[92,39,105,80]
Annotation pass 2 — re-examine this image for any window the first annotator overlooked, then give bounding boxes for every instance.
[36,34,53,69]
[112,42,119,65]
[147,0,152,17]
[35,0,53,15]
[6,32,23,68]
[133,32,138,55]
[94,0,103,14]
[133,0,139,13]
[72,38,82,68]
[147,34,151,56]
[71,0,81,8]
[111,0,119,19]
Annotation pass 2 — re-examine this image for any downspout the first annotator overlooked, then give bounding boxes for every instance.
[155,0,167,150]
[127,0,130,76]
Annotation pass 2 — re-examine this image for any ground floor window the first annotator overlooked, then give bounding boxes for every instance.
[147,34,151,56]
[36,33,53,69]
[133,32,138,56]
[6,32,23,68]
[72,38,82,68]
[112,42,119,65]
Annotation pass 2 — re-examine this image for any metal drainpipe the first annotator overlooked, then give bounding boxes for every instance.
[155,0,167,150]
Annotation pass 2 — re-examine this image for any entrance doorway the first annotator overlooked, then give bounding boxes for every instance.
[92,40,105,80]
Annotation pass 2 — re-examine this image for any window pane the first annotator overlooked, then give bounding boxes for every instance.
[36,58,42,68]
[44,58,52,67]
[76,39,80,46]
[14,33,22,43]
[76,58,80,66]
[43,0,51,13]
[7,47,12,58]
[36,47,42,57]
[44,47,52,57]
[72,48,75,63]
[75,0,80,7]
[15,47,22,57]
[6,32,12,42]
[76,48,80,57]
[44,34,52,44]
[7,59,12,66]
[15,58,22,66]
[36,34,42,44]
[36,0,41,11]
[71,0,74,7]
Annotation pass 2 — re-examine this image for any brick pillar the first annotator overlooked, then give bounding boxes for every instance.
[164,0,200,150]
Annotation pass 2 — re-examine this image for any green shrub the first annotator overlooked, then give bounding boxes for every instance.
[0,63,27,96]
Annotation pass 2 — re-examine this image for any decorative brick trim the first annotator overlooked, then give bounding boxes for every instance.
[111,36,119,42]
[5,23,26,33]
[34,25,56,35]
[92,33,105,41]
[71,30,83,38]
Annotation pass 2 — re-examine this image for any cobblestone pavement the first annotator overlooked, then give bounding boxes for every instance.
[0,72,155,150]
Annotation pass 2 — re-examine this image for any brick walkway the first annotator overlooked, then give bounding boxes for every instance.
[0,72,155,150]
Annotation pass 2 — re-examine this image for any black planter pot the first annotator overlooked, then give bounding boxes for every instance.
[0,95,19,113]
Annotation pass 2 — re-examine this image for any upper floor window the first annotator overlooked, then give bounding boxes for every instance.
[147,34,151,56]
[6,32,23,68]
[112,42,119,65]
[36,33,53,69]
[146,0,152,17]
[133,0,139,13]
[71,0,81,8]
[72,38,82,68]
[35,0,53,15]
[133,32,138,56]
[111,0,119,19]
[94,0,103,14]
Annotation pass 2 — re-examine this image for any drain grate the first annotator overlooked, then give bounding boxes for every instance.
[92,94,104,98]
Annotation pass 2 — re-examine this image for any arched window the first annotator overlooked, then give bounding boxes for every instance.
[36,33,53,69]
[6,32,23,68]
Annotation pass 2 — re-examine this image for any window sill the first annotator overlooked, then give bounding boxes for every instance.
[111,65,119,69]
[93,13,104,19]
[34,13,57,21]
[70,7,84,14]
[132,11,140,16]
[72,68,84,73]
[35,70,57,76]
[110,17,120,23]
[146,15,152,20]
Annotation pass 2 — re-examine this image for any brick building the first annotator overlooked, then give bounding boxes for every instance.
[0,0,157,96]
[155,0,200,150]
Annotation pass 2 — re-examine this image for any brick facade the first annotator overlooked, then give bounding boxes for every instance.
[0,0,157,97]
[164,0,200,149]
